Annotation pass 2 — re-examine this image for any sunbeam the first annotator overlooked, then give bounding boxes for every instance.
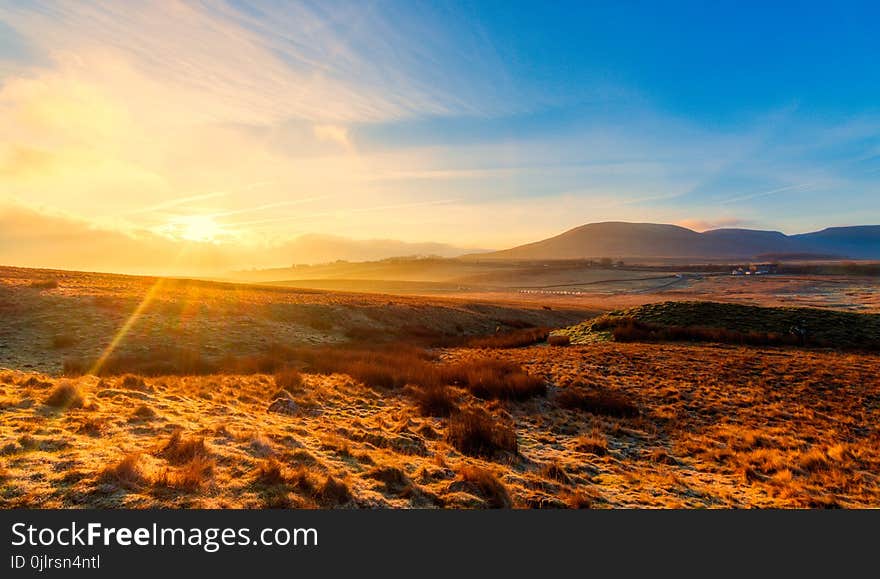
[88,277,167,376]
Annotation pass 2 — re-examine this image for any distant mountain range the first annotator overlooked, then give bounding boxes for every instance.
[477,222,880,261]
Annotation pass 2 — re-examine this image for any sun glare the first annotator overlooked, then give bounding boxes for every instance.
[166,215,224,242]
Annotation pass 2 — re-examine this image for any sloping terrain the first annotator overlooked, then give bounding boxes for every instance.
[0,266,591,374]
[560,301,880,348]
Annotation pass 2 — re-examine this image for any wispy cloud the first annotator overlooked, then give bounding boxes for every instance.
[0,0,878,261]
[0,1,498,124]
[128,191,228,215]
[719,183,814,205]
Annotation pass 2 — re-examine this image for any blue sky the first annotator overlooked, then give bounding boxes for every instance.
[0,0,878,269]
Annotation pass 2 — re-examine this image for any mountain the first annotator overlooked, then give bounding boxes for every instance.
[791,226,880,259]
[477,222,880,261]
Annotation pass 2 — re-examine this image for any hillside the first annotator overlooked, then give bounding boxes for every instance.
[0,266,591,375]
[559,301,880,349]
[479,222,880,261]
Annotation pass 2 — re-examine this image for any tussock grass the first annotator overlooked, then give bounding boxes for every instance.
[157,431,209,465]
[574,428,609,455]
[254,458,288,486]
[407,383,459,417]
[540,461,571,484]
[365,465,412,494]
[457,466,512,508]
[274,369,304,393]
[99,453,147,490]
[253,459,351,507]
[447,409,517,458]
[119,374,150,391]
[44,382,84,409]
[564,489,600,509]
[155,456,215,492]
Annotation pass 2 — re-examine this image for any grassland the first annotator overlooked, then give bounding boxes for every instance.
[0,266,590,375]
[1,266,879,508]
[231,258,880,314]
[2,341,878,508]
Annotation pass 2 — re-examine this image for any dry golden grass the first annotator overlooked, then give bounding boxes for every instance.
[465,327,549,349]
[2,338,880,508]
[455,466,512,508]
[44,381,85,409]
[2,266,880,509]
[446,408,518,458]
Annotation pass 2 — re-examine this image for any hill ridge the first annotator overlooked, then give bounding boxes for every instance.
[478,222,880,260]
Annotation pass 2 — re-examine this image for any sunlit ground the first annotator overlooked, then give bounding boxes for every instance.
[1,266,879,508]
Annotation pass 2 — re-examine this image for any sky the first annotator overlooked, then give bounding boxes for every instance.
[1,1,879,273]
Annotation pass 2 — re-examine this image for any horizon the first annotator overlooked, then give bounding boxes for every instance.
[2,1,880,274]
[2,217,880,277]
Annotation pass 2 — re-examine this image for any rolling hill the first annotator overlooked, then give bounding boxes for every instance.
[477,222,880,261]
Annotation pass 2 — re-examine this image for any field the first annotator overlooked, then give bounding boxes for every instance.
[231,258,880,314]
[0,266,590,375]
[1,265,880,508]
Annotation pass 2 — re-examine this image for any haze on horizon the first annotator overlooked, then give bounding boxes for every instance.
[1,1,879,275]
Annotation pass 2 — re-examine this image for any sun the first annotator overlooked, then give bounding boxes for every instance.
[168,215,224,242]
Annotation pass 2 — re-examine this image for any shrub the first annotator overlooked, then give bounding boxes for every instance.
[556,386,638,418]
[44,382,84,409]
[446,409,517,458]
[547,334,571,347]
